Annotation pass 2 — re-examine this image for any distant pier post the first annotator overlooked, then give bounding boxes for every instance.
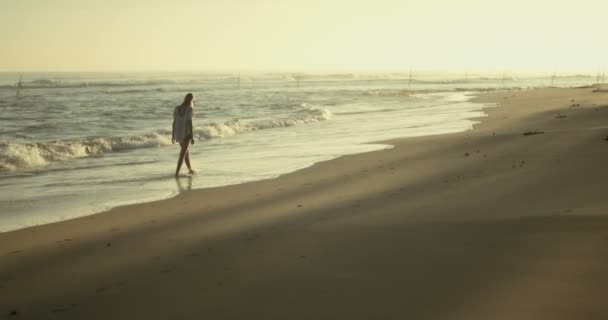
[16,75,23,98]
[408,68,413,90]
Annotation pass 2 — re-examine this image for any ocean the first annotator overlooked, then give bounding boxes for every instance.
[0,71,595,232]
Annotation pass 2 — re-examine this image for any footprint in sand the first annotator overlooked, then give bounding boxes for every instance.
[51,303,78,314]
[243,234,259,242]
[52,307,69,313]
[160,266,176,274]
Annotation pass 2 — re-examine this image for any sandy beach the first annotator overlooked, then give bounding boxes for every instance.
[1,86,608,319]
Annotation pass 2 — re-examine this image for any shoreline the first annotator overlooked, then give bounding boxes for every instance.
[2,86,608,319]
[0,89,487,234]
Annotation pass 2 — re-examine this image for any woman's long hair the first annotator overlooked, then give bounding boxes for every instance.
[181,93,194,107]
[177,93,194,116]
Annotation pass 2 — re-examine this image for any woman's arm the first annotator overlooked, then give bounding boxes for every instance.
[188,119,194,144]
[172,119,176,144]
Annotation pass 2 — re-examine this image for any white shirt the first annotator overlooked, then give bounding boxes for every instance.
[173,106,193,142]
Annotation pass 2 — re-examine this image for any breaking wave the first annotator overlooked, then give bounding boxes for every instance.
[0,107,332,171]
[197,107,332,139]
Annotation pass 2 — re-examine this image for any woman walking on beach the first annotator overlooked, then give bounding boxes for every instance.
[172,93,197,176]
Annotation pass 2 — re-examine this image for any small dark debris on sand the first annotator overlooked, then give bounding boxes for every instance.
[605,136,608,141]
[523,131,544,136]
[105,242,112,247]
[8,310,17,316]
[570,103,580,107]
[555,114,567,118]
[464,153,470,157]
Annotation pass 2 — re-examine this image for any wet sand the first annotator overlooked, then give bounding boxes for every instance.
[1,86,608,319]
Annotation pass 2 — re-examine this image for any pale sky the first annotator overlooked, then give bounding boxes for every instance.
[1,0,606,72]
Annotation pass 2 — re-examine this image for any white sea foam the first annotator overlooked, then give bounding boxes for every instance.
[193,107,332,139]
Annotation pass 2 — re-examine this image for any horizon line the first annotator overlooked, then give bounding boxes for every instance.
[0,67,603,75]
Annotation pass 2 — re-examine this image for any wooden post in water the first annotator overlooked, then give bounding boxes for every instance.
[16,75,23,98]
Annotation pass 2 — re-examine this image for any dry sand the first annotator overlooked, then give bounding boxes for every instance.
[1,86,608,319]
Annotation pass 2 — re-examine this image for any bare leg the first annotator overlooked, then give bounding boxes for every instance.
[175,140,190,176]
[184,149,192,171]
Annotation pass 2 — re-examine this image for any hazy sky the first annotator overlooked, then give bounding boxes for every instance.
[1,0,606,72]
